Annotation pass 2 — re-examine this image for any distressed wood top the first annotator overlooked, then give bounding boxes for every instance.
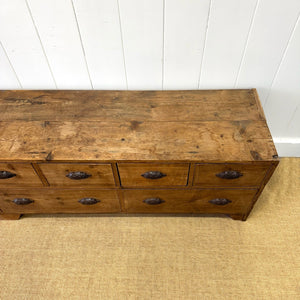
[0,89,278,162]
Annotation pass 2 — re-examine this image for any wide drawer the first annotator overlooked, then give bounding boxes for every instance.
[118,163,189,187]
[193,163,271,187]
[38,163,115,187]
[0,163,43,187]
[0,189,120,213]
[123,189,258,214]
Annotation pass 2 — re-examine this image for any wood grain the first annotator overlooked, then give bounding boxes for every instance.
[0,189,120,213]
[118,163,189,187]
[0,89,263,122]
[37,163,115,187]
[193,162,271,187]
[0,163,43,187]
[0,119,276,162]
[122,189,258,214]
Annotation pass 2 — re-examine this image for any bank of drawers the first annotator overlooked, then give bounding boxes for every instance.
[0,162,271,215]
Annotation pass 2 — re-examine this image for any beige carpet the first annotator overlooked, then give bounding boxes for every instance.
[0,158,299,299]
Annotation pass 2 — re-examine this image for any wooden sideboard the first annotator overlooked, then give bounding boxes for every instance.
[0,89,279,220]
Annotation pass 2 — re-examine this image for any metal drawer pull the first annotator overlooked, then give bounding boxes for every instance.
[0,170,16,179]
[143,197,165,205]
[66,171,92,180]
[13,198,34,205]
[141,171,166,179]
[209,198,232,206]
[216,170,243,179]
[78,197,100,205]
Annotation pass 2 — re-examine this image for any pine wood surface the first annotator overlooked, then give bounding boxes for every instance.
[0,189,120,214]
[37,163,115,187]
[122,189,258,214]
[0,89,277,162]
[117,163,189,187]
[0,89,279,220]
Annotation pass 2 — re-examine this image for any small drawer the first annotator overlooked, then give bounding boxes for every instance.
[0,189,120,213]
[123,189,257,214]
[0,163,43,187]
[38,163,115,187]
[118,163,189,187]
[193,163,271,187]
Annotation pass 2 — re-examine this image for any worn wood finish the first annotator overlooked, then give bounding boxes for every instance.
[193,163,271,187]
[0,89,277,162]
[0,163,43,187]
[118,163,189,187]
[0,120,277,162]
[0,89,264,122]
[122,189,258,214]
[0,189,120,213]
[0,89,278,220]
[0,213,21,220]
[37,163,115,187]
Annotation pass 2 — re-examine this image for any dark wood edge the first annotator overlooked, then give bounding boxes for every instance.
[31,163,49,186]
[252,88,266,120]
[187,163,195,187]
[5,212,243,221]
[0,187,259,191]
[243,160,279,220]
[0,159,279,163]
[111,163,121,187]
[117,189,125,212]
[0,213,22,220]
[111,163,120,187]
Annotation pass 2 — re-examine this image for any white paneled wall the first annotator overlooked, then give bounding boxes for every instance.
[0,0,299,156]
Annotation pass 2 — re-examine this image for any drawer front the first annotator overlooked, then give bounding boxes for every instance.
[118,163,189,187]
[38,163,115,187]
[0,189,120,213]
[123,189,257,214]
[193,163,271,187]
[0,163,43,187]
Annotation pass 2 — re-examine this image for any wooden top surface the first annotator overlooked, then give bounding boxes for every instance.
[0,89,278,162]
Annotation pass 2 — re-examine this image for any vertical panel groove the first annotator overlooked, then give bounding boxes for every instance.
[0,41,22,88]
[162,0,165,90]
[71,0,94,89]
[117,0,128,90]
[25,0,57,89]
[197,0,212,89]
[234,0,260,87]
[285,106,298,133]
[263,11,300,108]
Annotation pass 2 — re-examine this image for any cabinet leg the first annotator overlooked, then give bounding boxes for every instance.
[0,214,21,220]
[228,214,246,221]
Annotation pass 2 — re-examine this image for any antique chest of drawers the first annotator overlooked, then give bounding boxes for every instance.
[0,89,278,220]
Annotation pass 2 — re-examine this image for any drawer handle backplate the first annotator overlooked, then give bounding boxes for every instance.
[78,197,100,205]
[66,171,92,180]
[0,170,16,179]
[13,198,34,205]
[209,198,232,206]
[141,171,166,179]
[143,197,165,205]
[216,170,243,179]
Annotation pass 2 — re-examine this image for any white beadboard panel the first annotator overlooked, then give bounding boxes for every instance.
[27,0,92,89]
[264,16,300,138]
[72,0,127,89]
[163,0,211,89]
[118,0,163,90]
[0,43,21,89]
[287,107,300,138]
[0,0,55,88]
[199,0,257,89]
[236,0,300,104]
